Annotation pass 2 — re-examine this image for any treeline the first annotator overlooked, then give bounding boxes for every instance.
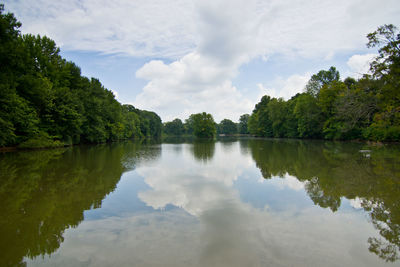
[248,25,400,141]
[0,5,161,148]
[163,113,250,137]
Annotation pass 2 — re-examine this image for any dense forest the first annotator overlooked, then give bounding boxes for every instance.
[0,5,162,148]
[164,24,399,142]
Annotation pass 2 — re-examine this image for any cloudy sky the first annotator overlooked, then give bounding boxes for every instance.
[4,0,400,122]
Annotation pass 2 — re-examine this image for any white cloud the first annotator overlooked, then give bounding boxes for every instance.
[257,72,311,100]
[268,174,306,191]
[346,53,377,78]
[349,197,363,209]
[137,142,254,216]
[134,52,254,121]
[6,0,400,59]
[5,0,197,58]
[110,89,119,100]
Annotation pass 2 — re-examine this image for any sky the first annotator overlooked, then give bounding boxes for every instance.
[4,0,400,122]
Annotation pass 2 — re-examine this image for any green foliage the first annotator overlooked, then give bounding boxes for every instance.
[367,24,400,80]
[0,6,162,147]
[364,24,400,141]
[189,112,216,138]
[18,132,64,149]
[283,95,300,138]
[217,119,238,135]
[305,66,340,97]
[183,116,194,135]
[294,94,323,138]
[163,118,184,136]
[267,98,287,137]
[248,95,273,137]
[238,114,250,134]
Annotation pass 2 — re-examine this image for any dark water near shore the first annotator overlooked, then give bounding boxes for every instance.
[1,138,399,266]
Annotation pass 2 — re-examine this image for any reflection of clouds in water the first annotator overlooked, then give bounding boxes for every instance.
[27,210,201,267]
[27,142,391,267]
[350,197,363,209]
[266,174,306,191]
[27,205,385,267]
[133,143,385,267]
[137,142,254,216]
[136,142,264,265]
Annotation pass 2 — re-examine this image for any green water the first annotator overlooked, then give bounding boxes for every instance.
[0,138,399,266]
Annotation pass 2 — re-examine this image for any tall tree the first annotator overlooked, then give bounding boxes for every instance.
[294,94,323,138]
[248,95,273,137]
[218,119,237,135]
[305,66,340,97]
[164,118,184,136]
[238,114,250,134]
[189,112,216,138]
[364,24,400,141]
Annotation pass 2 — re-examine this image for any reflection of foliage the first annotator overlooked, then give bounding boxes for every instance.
[162,136,195,144]
[191,140,215,162]
[305,177,341,212]
[247,139,400,262]
[0,141,160,266]
[368,237,399,262]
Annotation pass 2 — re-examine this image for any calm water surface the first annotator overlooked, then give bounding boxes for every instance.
[1,138,399,266]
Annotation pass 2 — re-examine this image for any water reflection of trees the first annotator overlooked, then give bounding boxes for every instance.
[0,141,160,266]
[246,139,400,262]
[191,140,215,163]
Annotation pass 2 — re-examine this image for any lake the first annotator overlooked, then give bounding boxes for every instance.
[1,138,399,266]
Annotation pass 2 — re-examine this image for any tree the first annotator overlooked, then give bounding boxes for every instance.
[267,98,287,137]
[122,105,142,139]
[305,66,340,97]
[248,95,273,137]
[364,24,400,141]
[164,118,184,136]
[367,24,400,79]
[238,114,250,134]
[189,112,216,138]
[283,95,300,138]
[327,79,378,140]
[294,94,323,138]
[218,119,237,135]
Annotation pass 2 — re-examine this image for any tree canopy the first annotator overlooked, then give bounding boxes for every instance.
[217,119,238,135]
[189,112,216,138]
[163,118,185,136]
